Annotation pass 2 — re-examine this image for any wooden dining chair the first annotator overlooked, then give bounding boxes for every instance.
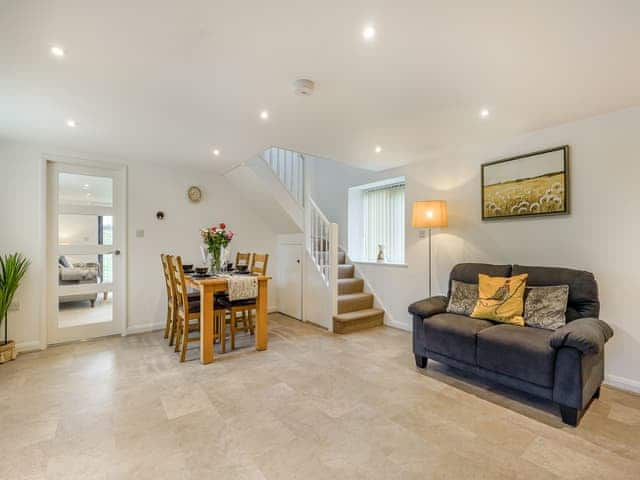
[221,253,270,348]
[161,254,200,346]
[161,254,176,344]
[235,252,251,268]
[250,253,269,275]
[171,255,225,362]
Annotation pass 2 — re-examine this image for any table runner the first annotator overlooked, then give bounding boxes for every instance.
[220,274,258,301]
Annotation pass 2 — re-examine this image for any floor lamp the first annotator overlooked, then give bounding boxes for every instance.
[412,200,448,297]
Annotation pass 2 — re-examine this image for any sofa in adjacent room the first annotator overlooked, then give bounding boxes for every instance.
[58,256,100,307]
[409,263,613,426]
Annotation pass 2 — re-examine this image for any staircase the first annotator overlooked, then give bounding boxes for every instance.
[227,145,385,333]
[333,251,385,333]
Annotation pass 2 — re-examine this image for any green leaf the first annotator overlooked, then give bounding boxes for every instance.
[0,252,30,332]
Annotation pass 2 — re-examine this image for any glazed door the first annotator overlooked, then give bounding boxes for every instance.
[47,161,126,343]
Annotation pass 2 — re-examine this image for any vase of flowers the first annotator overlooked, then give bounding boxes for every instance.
[200,223,234,273]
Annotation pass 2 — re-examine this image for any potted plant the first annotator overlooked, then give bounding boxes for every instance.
[200,223,234,273]
[0,253,30,363]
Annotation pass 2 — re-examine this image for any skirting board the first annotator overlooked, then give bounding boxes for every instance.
[125,306,279,335]
[16,340,44,353]
[605,374,640,394]
[125,322,165,335]
[385,318,411,332]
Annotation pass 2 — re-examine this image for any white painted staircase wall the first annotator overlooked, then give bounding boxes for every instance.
[223,149,304,234]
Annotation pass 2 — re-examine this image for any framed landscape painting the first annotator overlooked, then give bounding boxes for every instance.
[481,146,569,220]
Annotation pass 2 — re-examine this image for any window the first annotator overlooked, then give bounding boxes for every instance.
[348,177,406,264]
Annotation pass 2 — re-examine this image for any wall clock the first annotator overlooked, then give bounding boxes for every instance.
[187,186,202,203]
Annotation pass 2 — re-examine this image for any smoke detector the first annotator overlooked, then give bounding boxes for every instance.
[293,78,315,96]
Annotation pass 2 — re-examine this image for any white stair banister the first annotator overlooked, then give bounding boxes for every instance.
[306,196,338,330]
[262,147,305,206]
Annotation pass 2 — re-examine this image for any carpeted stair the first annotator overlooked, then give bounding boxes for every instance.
[333,251,384,333]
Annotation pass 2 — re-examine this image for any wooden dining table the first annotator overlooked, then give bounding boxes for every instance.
[185,274,271,364]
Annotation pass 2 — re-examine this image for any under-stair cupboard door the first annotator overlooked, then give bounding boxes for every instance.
[277,243,302,320]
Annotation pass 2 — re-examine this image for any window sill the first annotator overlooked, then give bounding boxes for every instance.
[351,260,408,268]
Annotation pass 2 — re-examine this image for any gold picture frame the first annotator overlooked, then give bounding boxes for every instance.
[481,146,569,220]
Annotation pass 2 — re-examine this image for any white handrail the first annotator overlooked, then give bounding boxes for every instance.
[306,195,338,331]
[261,147,305,206]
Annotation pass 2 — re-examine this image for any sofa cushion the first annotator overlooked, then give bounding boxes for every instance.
[448,263,512,297]
[446,281,478,316]
[512,265,599,321]
[423,313,495,365]
[523,285,569,330]
[471,273,527,325]
[477,324,556,387]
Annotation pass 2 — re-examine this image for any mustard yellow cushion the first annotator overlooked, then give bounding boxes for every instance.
[471,273,528,326]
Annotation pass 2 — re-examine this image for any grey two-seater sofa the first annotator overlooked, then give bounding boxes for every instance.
[409,263,613,426]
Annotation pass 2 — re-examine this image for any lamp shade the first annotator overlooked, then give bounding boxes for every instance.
[412,200,448,228]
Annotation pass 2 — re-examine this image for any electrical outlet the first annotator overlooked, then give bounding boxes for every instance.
[9,300,20,312]
[136,229,145,238]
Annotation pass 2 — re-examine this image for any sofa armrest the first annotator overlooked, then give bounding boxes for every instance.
[549,317,613,354]
[408,296,448,319]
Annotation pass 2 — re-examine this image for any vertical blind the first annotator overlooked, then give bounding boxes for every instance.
[363,183,405,263]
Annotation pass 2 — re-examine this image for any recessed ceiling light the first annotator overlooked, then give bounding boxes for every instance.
[82,184,89,189]
[375,145,382,153]
[50,45,65,57]
[212,148,220,156]
[362,25,376,41]
[260,110,269,120]
[480,108,490,119]
[66,119,77,128]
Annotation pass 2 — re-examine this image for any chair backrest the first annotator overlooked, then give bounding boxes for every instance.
[161,254,174,301]
[236,252,251,267]
[251,253,269,275]
[171,255,191,317]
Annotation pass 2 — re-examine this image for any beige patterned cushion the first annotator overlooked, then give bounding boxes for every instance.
[523,285,569,330]
[446,281,478,316]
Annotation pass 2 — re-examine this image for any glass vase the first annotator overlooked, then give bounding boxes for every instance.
[209,246,222,274]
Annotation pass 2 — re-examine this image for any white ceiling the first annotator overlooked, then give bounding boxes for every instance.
[1,1,639,172]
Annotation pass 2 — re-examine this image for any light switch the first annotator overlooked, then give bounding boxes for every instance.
[136,229,145,238]
[9,300,19,311]
[419,230,426,238]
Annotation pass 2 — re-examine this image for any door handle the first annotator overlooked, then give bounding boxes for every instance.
[296,259,300,264]
[114,250,121,256]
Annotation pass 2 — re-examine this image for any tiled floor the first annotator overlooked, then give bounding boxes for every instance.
[1,313,639,479]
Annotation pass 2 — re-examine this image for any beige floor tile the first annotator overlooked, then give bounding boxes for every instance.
[4,313,640,479]
[160,384,214,420]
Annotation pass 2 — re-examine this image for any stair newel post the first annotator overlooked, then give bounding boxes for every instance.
[328,222,339,333]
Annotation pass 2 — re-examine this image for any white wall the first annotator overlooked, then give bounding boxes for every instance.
[0,139,279,346]
[311,107,640,392]
[0,141,46,350]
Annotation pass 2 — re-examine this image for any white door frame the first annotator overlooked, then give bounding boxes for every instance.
[45,157,127,344]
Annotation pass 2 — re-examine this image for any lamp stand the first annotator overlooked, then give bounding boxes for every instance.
[427,228,432,298]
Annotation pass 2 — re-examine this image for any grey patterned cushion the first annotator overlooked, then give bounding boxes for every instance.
[446,281,478,316]
[523,285,569,330]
